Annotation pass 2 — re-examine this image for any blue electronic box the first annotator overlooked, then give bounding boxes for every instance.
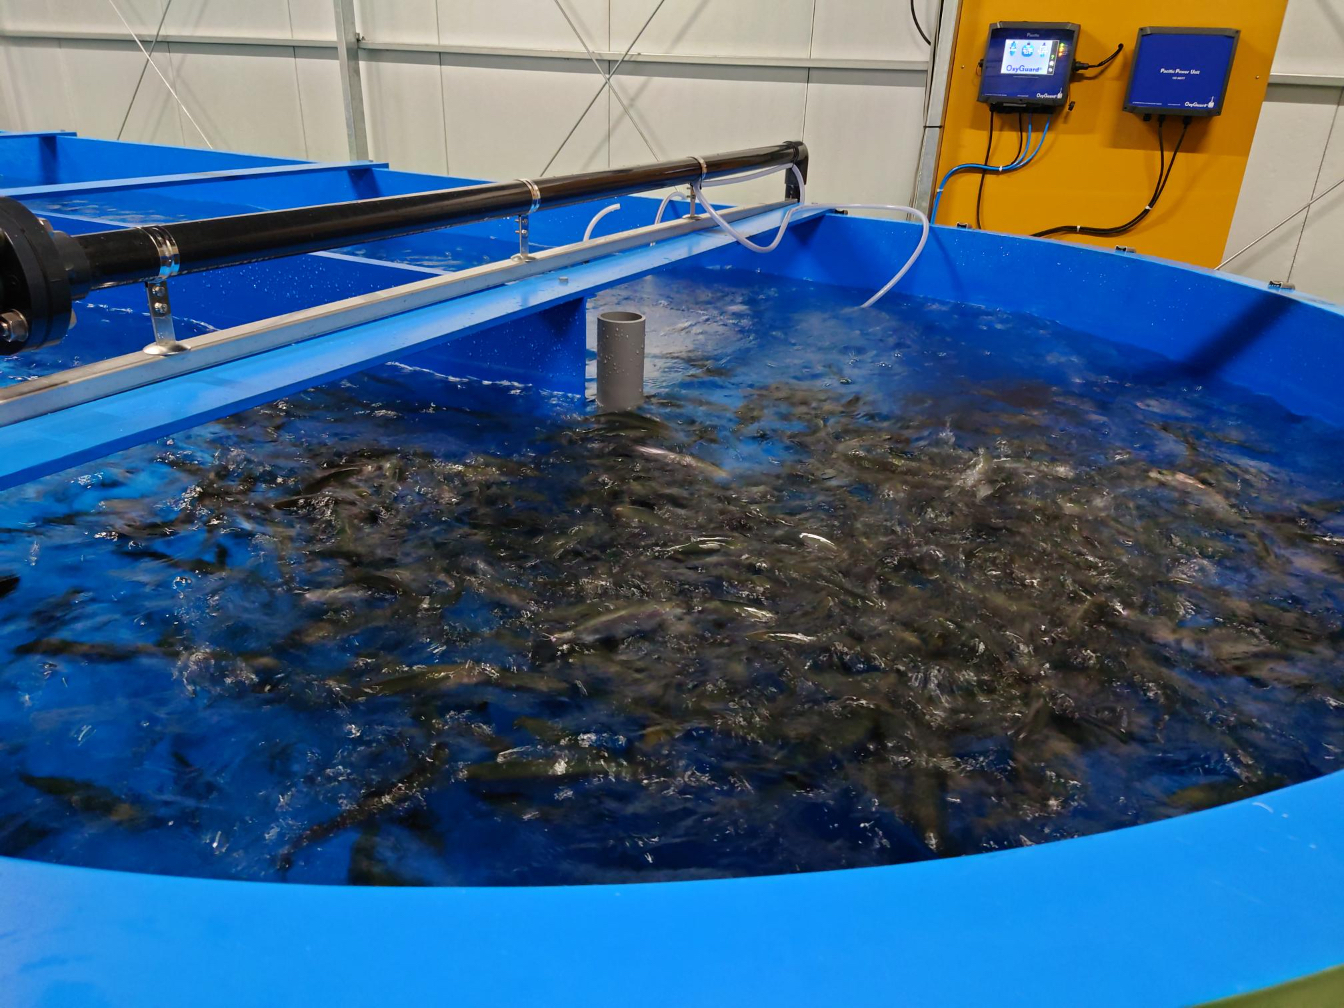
[1124,27,1239,117]
[978,21,1080,110]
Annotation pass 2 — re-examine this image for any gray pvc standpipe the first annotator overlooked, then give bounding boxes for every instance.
[595,309,646,413]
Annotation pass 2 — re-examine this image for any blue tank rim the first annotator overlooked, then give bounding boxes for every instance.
[2,130,1342,1007]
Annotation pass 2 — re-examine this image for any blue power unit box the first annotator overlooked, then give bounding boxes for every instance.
[978,21,1079,110]
[1124,27,1239,116]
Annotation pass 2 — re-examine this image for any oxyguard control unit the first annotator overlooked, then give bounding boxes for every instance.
[978,21,1080,110]
[1124,26,1239,116]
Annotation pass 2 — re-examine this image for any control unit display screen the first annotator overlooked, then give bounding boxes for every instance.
[999,38,1061,76]
[978,22,1079,109]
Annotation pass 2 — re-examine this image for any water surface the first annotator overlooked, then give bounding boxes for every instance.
[0,268,1341,885]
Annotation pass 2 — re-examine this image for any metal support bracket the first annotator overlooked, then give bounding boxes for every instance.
[515,214,535,261]
[142,280,188,355]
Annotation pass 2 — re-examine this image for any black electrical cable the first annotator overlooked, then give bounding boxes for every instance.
[1073,42,1123,72]
[974,110,1024,230]
[974,111,995,230]
[911,0,931,45]
[1032,115,1190,240]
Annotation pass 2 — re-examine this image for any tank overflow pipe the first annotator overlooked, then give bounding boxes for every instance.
[595,310,647,413]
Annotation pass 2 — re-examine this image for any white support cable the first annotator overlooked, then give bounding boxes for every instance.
[1220,89,1342,276]
[539,0,667,176]
[1284,89,1342,285]
[550,0,660,163]
[1217,174,1344,271]
[115,0,172,140]
[105,0,212,149]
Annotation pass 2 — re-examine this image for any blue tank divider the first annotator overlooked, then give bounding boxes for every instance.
[0,130,79,139]
[402,297,588,396]
[0,132,302,189]
[0,132,731,268]
[0,204,815,491]
[0,159,388,200]
[0,132,737,279]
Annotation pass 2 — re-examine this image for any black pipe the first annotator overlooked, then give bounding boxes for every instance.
[0,141,807,354]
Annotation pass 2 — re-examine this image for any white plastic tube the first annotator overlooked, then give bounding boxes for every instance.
[583,202,622,242]
[824,203,929,308]
[690,164,929,307]
[653,188,692,225]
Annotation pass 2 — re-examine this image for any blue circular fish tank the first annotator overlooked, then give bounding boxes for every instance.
[0,132,1341,1007]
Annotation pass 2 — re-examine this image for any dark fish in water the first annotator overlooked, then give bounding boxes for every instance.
[20,774,148,826]
[6,274,1344,888]
[461,753,621,784]
[550,602,681,645]
[611,504,672,527]
[278,742,450,872]
[272,466,365,508]
[300,465,365,495]
[0,574,18,600]
[14,638,159,662]
[351,662,498,698]
[629,444,729,479]
[1165,777,1283,812]
[347,825,420,886]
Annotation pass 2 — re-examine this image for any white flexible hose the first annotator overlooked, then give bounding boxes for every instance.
[691,165,807,254]
[690,164,929,307]
[653,163,795,226]
[825,203,929,308]
[583,202,622,242]
[653,188,691,225]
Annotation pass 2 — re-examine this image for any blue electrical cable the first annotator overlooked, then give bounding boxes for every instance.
[930,114,1052,225]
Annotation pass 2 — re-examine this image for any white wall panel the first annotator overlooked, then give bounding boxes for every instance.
[356,0,438,45]
[286,0,334,40]
[801,70,926,215]
[56,39,185,145]
[438,0,608,50]
[0,0,166,35]
[162,0,296,39]
[167,44,307,157]
[0,0,1338,305]
[1272,0,1344,75]
[612,0,814,59]
[607,64,807,204]
[361,50,447,174]
[293,47,349,163]
[811,0,934,62]
[0,43,18,129]
[1,38,74,131]
[1222,85,1342,284]
[1282,90,1344,301]
[442,55,608,179]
